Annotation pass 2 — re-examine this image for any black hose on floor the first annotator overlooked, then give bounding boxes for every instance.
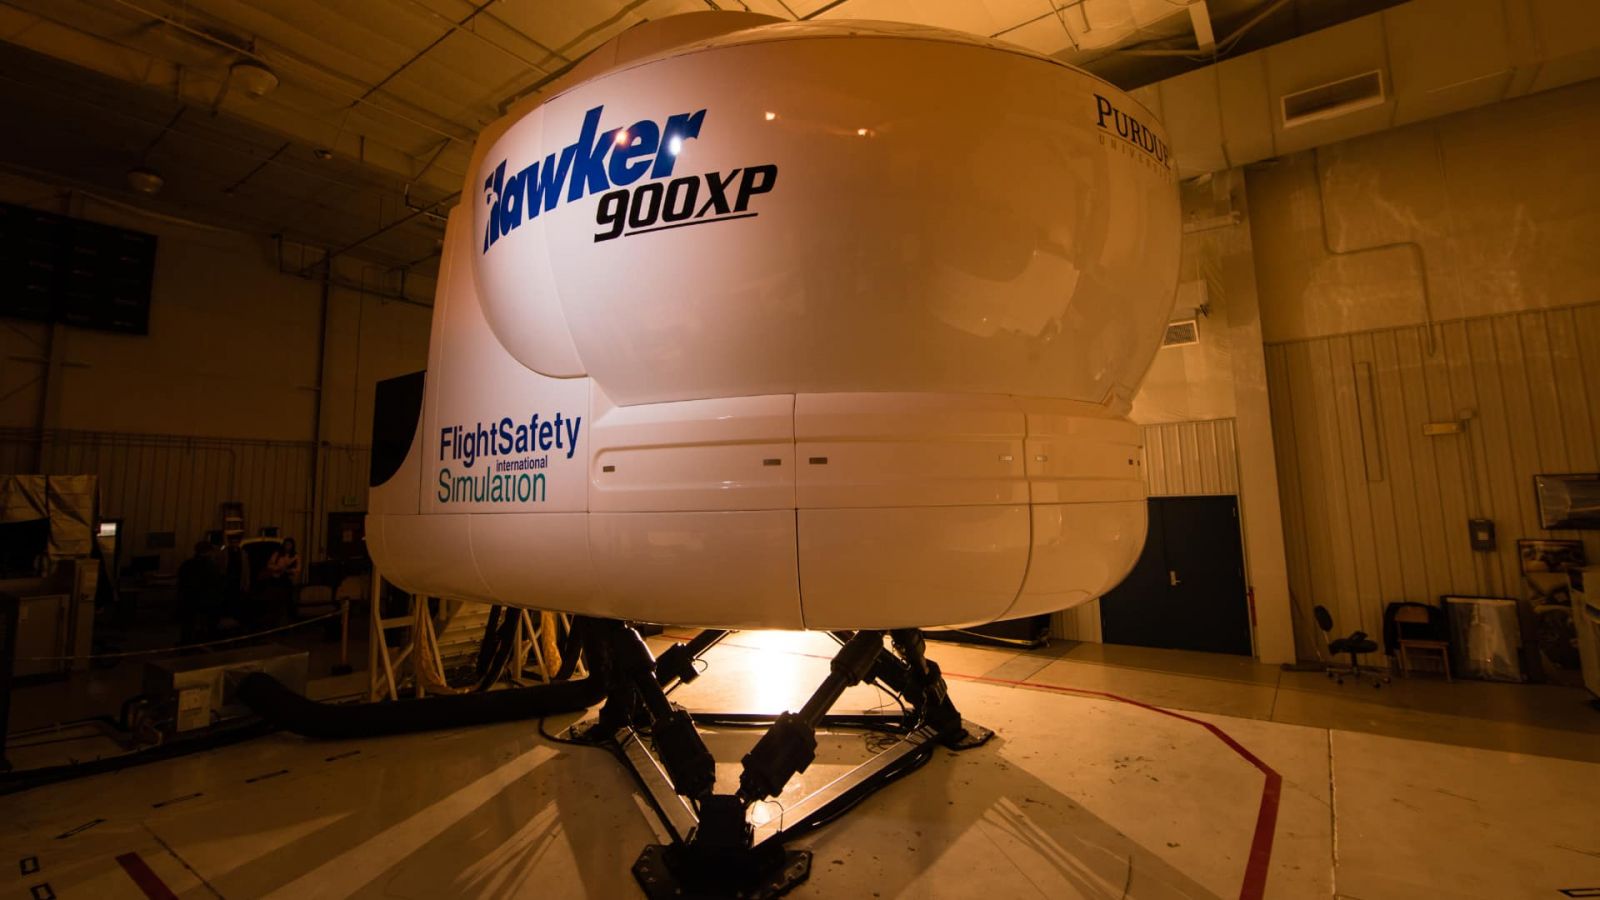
[235,671,604,740]
[1,717,276,796]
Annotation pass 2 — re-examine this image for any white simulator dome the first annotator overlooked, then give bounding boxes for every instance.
[366,12,1182,631]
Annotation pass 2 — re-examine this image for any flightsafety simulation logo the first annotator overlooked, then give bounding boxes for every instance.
[436,412,581,505]
[480,104,777,249]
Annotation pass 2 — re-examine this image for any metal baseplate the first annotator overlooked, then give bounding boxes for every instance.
[569,623,993,898]
[633,844,812,900]
[945,718,995,751]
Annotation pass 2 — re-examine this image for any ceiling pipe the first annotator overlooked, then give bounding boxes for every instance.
[221,141,290,195]
[274,235,434,308]
[294,191,459,278]
[105,0,475,146]
[1118,0,1292,57]
[390,0,562,75]
[352,0,499,106]
[402,139,453,223]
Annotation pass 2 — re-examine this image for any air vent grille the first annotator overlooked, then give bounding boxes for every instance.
[1162,320,1199,348]
[1281,70,1385,127]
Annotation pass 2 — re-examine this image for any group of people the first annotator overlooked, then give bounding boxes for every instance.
[175,535,301,644]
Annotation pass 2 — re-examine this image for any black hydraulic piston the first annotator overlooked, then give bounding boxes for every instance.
[737,630,883,802]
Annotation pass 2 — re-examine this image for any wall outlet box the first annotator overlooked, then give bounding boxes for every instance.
[1468,518,1496,551]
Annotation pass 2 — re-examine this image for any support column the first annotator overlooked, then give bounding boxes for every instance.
[1219,171,1295,664]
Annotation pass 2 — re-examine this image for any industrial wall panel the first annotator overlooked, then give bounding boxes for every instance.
[1265,301,1600,651]
[0,429,370,571]
[1141,419,1240,497]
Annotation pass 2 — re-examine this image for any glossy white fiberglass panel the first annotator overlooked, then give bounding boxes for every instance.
[425,207,590,516]
[794,393,1027,509]
[367,15,1181,631]
[377,514,494,602]
[1020,400,1146,504]
[473,31,1180,407]
[589,393,795,512]
[1008,501,1147,620]
[470,513,595,612]
[797,505,1030,630]
[588,510,802,628]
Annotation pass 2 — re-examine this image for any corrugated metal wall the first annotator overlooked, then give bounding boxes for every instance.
[1264,301,1600,646]
[0,429,369,570]
[1140,419,1240,496]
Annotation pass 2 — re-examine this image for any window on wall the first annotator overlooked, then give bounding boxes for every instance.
[0,201,157,335]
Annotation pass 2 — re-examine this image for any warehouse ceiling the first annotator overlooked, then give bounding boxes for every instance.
[0,0,1402,277]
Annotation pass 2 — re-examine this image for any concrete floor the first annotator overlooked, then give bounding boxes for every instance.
[3,630,1598,899]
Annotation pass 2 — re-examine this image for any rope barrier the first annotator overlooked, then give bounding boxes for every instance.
[11,611,341,662]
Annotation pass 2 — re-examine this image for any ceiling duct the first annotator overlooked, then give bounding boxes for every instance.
[1281,70,1385,127]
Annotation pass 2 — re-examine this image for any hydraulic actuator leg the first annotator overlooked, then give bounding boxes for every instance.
[567,621,992,898]
[585,618,717,801]
[736,629,882,802]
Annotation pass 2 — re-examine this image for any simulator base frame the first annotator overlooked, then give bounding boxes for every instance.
[563,620,993,899]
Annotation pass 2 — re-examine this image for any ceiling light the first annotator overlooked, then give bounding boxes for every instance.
[126,166,164,195]
[765,111,777,121]
[856,128,869,137]
[230,60,279,98]
[667,135,683,155]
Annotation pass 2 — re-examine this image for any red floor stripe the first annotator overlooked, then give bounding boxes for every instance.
[946,671,1283,900]
[114,852,178,900]
[690,638,1283,896]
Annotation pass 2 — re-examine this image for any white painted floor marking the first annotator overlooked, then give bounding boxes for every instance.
[261,745,557,900]
[449,802,563,897]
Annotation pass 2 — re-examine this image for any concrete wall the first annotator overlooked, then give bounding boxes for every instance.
[0,170,433,565]
[1096,170,1296,663]
[1250,78,1600,342]
[1249,78,1600,661]
[1095,77,1600,664]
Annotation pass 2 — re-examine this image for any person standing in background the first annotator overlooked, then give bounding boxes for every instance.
[176,540,222,644]
[222,534,250,628]
[262,537,302,623]
[266,537,302,583]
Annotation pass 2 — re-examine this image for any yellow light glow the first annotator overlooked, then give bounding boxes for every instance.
[856,128,869,137]
[615,130,629,145]
[734,630,823,713]
[764,111,777,121]
[749,800,783,827]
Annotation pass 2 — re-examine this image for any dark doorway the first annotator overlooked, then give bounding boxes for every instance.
[1100,495,1252,656]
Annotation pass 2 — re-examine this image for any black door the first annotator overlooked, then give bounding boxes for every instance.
[1100,496,1252,656]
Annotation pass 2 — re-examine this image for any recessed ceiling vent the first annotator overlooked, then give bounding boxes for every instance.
[1281,70,1385,128]
[1162,319,1199,348]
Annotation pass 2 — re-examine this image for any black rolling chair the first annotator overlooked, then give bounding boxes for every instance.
[1314,605,1389,688]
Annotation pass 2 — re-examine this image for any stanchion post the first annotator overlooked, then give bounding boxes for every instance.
[331,596,353,676]
[369,568,381,701]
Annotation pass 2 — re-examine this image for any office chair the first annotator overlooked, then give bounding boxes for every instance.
[1314,605,1390,688]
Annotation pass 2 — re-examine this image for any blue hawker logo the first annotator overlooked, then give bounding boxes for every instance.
[482,104,777,250]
